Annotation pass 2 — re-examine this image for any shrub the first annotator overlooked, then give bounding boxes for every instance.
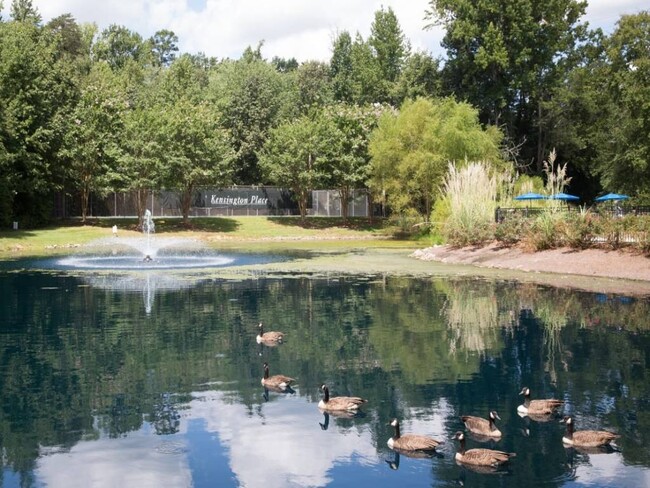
[563,212,601,249]
[523,211,564,251]
[495,215,527,246]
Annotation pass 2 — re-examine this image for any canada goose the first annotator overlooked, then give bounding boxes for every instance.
[318,384,367,412]
[260,363,295,390]
[517,387,563,415]
[561,416,619,447]
[387,418,443,452]
[461,411,502,438]
[256,322,284,344]
[452,431,516,467]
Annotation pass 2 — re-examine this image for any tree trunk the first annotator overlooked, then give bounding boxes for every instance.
[536,100,546,172]
[80,185,89,224]
[298,188,307,222]
[181,185,193,225]
[135,188,148,230]
[340,187,350,222]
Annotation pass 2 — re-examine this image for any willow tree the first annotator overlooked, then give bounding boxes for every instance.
[368,97,503,220]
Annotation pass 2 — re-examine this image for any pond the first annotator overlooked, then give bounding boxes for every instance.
[0,267,649,487]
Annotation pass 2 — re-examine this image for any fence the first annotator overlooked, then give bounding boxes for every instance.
[495,205,650,222]
[54,187,372,218]
[310,190,370,217]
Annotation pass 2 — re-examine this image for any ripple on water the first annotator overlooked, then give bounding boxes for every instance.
[155,441,188,455]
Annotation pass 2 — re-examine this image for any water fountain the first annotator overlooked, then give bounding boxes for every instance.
[41,210,287,313]
[57,210,242,270]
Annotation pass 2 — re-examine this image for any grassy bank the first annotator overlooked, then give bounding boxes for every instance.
[0,216,420,258]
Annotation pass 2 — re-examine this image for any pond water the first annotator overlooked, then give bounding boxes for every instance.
[0,268,649,487]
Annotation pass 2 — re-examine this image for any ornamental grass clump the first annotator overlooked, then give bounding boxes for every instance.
[441,161,497,247]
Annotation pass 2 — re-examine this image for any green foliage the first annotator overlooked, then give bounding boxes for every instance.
[0,18,78,226]
[426,0,589,169]
[321,103,388,220]
[494,215,526,245]
[596,13,650,195]
[368,97,503,220]
[161,99,234,223]
[369,6,409,84]
[93,24,150,70]
[562,211,601,249]
[523,211,565,251]
[150,29,178,67]
[10,0,41,24]
[393,50,441,103]
[211,54,296,183]
[260,113,342,219]
[61,63,126,222]
[292,61,333,113]
[441,161,498,246]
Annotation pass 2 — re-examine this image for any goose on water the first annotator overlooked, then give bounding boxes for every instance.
[256,322,284,344]
[561,416,619,448]
[452,431,516,467]
[260,362,295,390]
[387,418,444,452]
[461,411,502,438]
[318,384,367,412]
[517,387,563,415]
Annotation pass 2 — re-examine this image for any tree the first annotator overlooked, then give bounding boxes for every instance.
[0,19,77,226]
[293,61,333,114]
[368,97,503,219]
[161,100,234,223]
[330,31,354,103]
[116,104,164,228]
[596,12,650,198]
[368,6,409,84]
[271,56,298,73]
[321,103,388,220]
[393,51,441,103]
[260,114,341,220]
[93,24,149,70]
[211,52,295,184]
[425,0,589,170]
[45,14,84,58]
[10,0,41,24]
[349,34,384,104]
[61,63,126,222]
[150,29,178,67]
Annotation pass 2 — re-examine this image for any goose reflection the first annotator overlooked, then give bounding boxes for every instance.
[385,448,443,470]
[318,410,364,431]
[262,385,296,402]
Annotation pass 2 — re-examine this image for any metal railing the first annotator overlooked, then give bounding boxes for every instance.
[495,205,650,222]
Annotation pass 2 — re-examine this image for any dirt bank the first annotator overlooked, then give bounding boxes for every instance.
[412,243,650,282]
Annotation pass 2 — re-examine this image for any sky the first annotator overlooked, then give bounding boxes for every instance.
[2,1,648,62]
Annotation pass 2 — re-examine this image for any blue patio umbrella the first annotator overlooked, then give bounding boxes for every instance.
[514,192,546,201]
[549,192,580,201]
[595,193,629,202]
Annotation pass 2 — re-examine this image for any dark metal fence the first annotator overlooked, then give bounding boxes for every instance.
[54,187,373,218]
[495,205,650,222]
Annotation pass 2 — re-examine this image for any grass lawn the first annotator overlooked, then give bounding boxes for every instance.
[0,216,426,258]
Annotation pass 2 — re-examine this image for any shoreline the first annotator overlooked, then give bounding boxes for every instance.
[411,242,650,283]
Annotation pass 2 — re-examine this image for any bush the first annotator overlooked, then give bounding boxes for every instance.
[495,215,527,246]
[523,211,564,251]
[563,212,601,249]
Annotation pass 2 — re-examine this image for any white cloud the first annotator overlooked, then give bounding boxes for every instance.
[3,1,648,62]
[35,388,382,488]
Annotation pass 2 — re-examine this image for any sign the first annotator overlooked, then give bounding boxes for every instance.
[199,187,299,211]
